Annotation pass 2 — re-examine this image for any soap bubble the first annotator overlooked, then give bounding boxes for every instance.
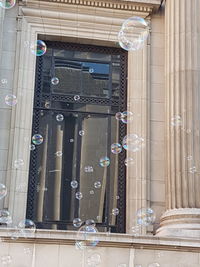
[76,192,83,200]
[5,94,17,106]
[0,0,16,9]
[73,218,82,227]
[56,114,64,122]
[189,166,197,173]
[115,112,122,121]
[111,143,122,154]
[94,181,101,189]
[71,180,78,189]
[32,134,43,145]
[18,219,36,235]
[1,79,7,84]
[14,159,24,169]
[121,111,133,124]
[0,184,7,200]
[0,210,12,224]
[171,115,182,126]
[124,157,135,166]
[18,219,36,236]
[51,77,59,85]
[131,225,140,236]
[76,225,99,250]
[79,130,85,136]
[70,139,74,143]
[55,151,63,157]
[99,156,110,167]
[122,134,144,152]
[29,144,35,151]
[31,40,47,56]
[112,208,119,216]
[1,255,12,265]
[23,248,32,255]
[90,190,94,195]
[89,68,94,73]
[118,16,149,51]
[148,263,160,267]
[86,219,95,226]
[74,95,80,101]
[87,253,101,266]
[136,208,155,226]
[84,166,93,172]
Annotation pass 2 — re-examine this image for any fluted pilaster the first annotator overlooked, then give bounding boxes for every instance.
[157,0,200,237]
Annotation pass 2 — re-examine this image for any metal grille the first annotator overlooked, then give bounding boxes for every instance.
[26,41,127,233]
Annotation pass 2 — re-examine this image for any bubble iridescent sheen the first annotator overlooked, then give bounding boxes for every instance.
[124,157,135,166]
[71,180,78,189]
[94,181,101,189]
[0,210,12,224]
[99,156,110,167]
[74,95,80,101]
[51,77,59,85]
[5,94,17,106]
[121,111,134,124]
[122,134,144,152]
[18,219,36,235]
[31,40,47,56]
[115,112,122,121]
[76,225,99,250]
[112,208,119,216]
[32,134,43,145]
[118,16,149,51]
[0,184,7,200]
[76,192,83,200]
[87,253,101,267]
[14,159,24,169]
[56,114,64,122]
[73,218,82,227]
[111,143,122,154]
[136,208,155,226]
[0,0,16,9]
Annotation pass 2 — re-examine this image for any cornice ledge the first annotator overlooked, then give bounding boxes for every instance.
[22,0,161,13]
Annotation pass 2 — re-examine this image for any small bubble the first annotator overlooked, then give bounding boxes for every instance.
[84,166,93,173]
[23,248,32,255]
[55,151,63,157]
[30,144,36,151]
[79,130,85,136]
[32,134,43,145]
[186,155,192,161]
[189,166,197,173]
[90,190,94,195]
[74,95,80,101]
[99,157,110,167]
[124,157,135,166]
[51,77,59,85]
[69,139,74,143]
[89,68,94,73]
[76,192,83,200]
[171,115,182,126]
[56,114,64,121]
[1,79,7,84]
[111,143,122,154]
[94,181,101,189]
[115,112,122,121]
[73,218,82,227]
[5,94,17,106]
[112,208,119,216]
[71,180,78,189]
[14,159,24,169]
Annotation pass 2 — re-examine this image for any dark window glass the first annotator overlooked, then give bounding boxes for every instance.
[27,41,127,233]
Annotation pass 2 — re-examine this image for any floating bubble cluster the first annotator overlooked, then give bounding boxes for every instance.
[0,184,7,200]
[32,134,43,145]
[136,208,155,226]
[0,0,16,9]
[118,16,149,51]
[56,114,64,122]
[51,77,59,85]
[5,94,17,106]
[99,156,110,167]
[76,225,99,250]
[31,40,47,56]
[122,134,144,152]
[111,143,122,154]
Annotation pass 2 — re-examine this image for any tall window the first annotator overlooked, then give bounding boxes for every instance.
[27,41,127,233]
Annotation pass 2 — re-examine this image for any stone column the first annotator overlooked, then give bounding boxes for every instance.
[157,0,200,237]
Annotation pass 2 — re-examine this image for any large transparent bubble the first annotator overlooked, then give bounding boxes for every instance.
[118,17,149,51]
[122,134,144,152]
[75,225,99,250]
[31,40,47,56]
[18,219,36,236]
[136,208,155,226]
[0,0,16,9]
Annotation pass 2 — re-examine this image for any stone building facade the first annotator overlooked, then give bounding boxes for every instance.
[0,0,200,266]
